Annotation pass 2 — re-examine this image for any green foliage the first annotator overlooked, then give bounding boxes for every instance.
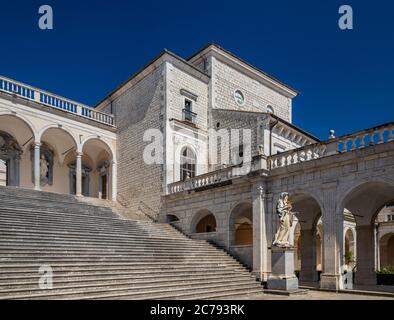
[376,265,394,274]
[344,251,355,266]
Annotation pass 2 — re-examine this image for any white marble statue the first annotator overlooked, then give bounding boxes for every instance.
[273,192,294,247]
[40,155,48,179]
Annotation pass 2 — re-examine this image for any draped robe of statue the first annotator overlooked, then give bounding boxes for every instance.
[40,155,49,179]
[273,192,293,247]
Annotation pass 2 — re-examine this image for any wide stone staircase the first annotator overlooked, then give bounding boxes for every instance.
[0,186,263,299]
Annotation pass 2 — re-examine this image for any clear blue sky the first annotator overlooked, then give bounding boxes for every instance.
[0,0,393,139]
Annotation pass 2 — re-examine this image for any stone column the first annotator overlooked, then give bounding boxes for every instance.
[76,152,83,197]
[252,182,269,281]
[320,186,343,290]
[111,160,117,201]
[14,156,21,187]
[34,142,41,191]
[300,228,318,283]
[355,225,376,285]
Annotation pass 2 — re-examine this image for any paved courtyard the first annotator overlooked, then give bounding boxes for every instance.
[221,290,394,300]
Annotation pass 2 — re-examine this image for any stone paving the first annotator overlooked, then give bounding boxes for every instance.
[220,290,394,300]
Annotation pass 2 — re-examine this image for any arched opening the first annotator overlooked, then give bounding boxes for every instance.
[0,115,35,187]
[293,222,301,273]
[180,147,196,181]
[166,214,180,223]
[228,202,253,268]
[379,233,394,268]
[344,228,356,269]
[229,202,253,245]
[39,127,77,194]
[290,192,323,285]
[82,138,113,200]
[195,214,217,233]
[341,181,394,287]
[191,209,217,234]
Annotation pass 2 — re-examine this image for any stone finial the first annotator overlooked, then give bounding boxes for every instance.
[329,129,336,140]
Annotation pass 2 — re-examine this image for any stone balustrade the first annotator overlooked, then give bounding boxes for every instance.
[169,166,235,194]
[270,122,394,169]
[168,122,394,194]
[0,76,115,127]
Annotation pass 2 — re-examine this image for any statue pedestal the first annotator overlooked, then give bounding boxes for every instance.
[266,247,307,295]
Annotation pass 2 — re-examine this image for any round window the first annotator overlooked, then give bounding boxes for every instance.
[234,90,245,106]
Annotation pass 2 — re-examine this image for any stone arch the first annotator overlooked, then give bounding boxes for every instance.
[80,136,114,160]
[339,179,394,225]
[81,137,114,200]
[0,113,36,187]
[0,110,37,141]
[191,209,217,233]
[37,124,78,147]
[339,180,394,285]
[229,202,253,246]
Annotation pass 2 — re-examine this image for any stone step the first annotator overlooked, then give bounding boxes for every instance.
[0,246,224,254]
[0,280,262,300]
[0,264,249,274]
[0,277,255,295]
[0,187,258,300]
[163,288,264,301]
[0,269,251,283]
[0,230,197,243]
[0,210,172,231]
[0,214,177,230]
[0,221,184,239]
[0,237,211,250]
[0,197,114,213]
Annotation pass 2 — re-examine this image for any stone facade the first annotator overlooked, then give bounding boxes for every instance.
[1,43,393,293]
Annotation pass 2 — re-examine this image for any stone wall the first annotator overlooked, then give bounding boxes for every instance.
[212,58,292,122]
[210,109,260,169]
[112,65,164,218]
[163,181,253,248]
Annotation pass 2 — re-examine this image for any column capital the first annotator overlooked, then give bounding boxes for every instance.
[76,151,83,157]
[34,142,41,148]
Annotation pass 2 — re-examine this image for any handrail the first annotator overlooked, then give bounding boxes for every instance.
[0,75,115,127]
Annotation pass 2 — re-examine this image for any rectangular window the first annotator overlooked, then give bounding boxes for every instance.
[387,214,394,222]
[182,98,196,123]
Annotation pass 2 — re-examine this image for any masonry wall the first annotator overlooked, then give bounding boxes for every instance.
[212,58,292,122]
[210,109,260,169]
[163,181,253,247]
[112,65,164,218]
[167,64,209,131]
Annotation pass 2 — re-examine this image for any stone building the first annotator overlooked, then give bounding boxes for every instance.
[1,43,393,293]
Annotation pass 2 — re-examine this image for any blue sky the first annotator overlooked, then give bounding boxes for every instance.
[0,0,393,139]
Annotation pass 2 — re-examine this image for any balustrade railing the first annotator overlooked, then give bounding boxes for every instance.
[169,122,394,194]
[269,122,394,169]
[0,76,115,127]
[168,166,235,194]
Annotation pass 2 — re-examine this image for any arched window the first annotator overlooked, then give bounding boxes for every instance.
[267,105,274,114]
[180,147,196,181]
